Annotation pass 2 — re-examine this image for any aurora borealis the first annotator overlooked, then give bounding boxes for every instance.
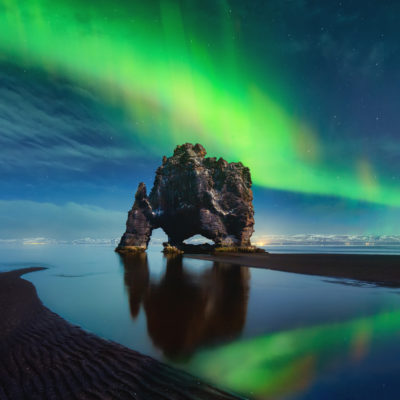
[189,309,400,398]
[1,0,400,238]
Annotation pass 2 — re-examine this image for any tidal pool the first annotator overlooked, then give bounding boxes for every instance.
[1,244,400,399]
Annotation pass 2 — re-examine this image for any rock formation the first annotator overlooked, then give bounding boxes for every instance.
[117,143,255,251]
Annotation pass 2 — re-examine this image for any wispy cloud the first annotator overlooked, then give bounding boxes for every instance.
[0,199,125,240]
[0,65,144,173]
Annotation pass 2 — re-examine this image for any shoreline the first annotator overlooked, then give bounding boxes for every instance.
[0,267,241,399]
[184,253,400,287]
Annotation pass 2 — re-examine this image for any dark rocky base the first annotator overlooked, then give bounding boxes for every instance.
[163,242,266,255]
[115,246,146,254]
[214,246,267,254]
[0,268,243,400]
[162,244,184,255]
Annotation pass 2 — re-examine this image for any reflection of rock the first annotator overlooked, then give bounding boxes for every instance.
[121,254,250,360]
[117,143,255,250]
[122,253,149,319]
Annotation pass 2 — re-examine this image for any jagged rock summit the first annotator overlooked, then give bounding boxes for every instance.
[116,143,255,252]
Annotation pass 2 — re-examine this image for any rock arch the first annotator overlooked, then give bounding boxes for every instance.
[116,143,254,251]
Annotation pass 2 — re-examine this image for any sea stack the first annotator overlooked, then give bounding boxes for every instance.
[116,143,255,252]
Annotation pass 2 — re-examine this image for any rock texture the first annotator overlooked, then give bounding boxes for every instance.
[117,143,254,250]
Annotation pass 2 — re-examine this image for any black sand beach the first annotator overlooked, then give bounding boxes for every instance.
[0,267,241,400]
[3,254,400,399]
[186,253,400,287]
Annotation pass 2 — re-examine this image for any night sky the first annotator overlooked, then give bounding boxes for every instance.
[1,0,400,241]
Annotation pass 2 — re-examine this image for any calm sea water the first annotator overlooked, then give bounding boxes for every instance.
[1,244,400,399]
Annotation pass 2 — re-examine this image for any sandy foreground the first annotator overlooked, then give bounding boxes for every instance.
[185,252,400,287]
[0,267,242,400]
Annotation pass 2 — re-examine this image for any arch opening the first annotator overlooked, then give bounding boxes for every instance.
[183,235,213,245]
[147,228,168,250]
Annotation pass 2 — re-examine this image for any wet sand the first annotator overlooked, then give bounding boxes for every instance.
[0,267,241,400]
[185,253,400,287]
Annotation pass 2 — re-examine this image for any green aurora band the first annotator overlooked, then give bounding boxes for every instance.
[1,0,399,206]
[187,309,400,398]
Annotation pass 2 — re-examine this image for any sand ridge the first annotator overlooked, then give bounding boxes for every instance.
[0,268,242,400]
[185,253,400,287]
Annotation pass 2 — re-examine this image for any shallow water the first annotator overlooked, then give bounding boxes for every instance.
[1,244,400,399]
